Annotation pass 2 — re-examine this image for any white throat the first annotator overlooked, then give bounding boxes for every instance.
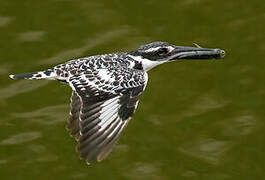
[128,55,165,71]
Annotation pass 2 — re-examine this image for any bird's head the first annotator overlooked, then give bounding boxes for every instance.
[128,41,225,71]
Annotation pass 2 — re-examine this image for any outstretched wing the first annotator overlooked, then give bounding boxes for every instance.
[66,91,81,139]
[66,67,148,164]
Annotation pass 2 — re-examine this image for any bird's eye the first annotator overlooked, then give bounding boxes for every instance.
[157,48,168,55]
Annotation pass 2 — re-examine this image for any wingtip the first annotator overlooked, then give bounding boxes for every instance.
[9,74,15,79]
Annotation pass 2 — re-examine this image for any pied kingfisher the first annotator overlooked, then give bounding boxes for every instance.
[9,41,225,164]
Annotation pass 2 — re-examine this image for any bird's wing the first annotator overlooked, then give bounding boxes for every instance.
[66,67,148,164]
[66,91,81,139]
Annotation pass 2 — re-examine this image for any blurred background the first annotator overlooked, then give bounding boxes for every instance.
[0,0,264,179]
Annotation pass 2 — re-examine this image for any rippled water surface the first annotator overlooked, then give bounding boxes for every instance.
[1,0,265,179]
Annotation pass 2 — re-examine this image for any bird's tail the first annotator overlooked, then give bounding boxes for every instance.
[9,69,56,80]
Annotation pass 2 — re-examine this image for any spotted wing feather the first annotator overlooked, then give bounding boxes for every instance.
[67,67,147,164]
[66,91,81,139]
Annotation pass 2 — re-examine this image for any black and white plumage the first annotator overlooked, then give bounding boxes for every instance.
[9,41,225,164]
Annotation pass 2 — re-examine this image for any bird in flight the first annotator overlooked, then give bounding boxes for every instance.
[9,41,225,164]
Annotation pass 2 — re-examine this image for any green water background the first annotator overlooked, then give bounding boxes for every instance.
[0,0,265,179]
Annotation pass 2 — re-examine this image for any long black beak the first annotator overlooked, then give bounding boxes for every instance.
[169,46,225,61]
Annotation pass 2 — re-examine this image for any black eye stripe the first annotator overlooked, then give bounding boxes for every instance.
[157,48,168,55]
